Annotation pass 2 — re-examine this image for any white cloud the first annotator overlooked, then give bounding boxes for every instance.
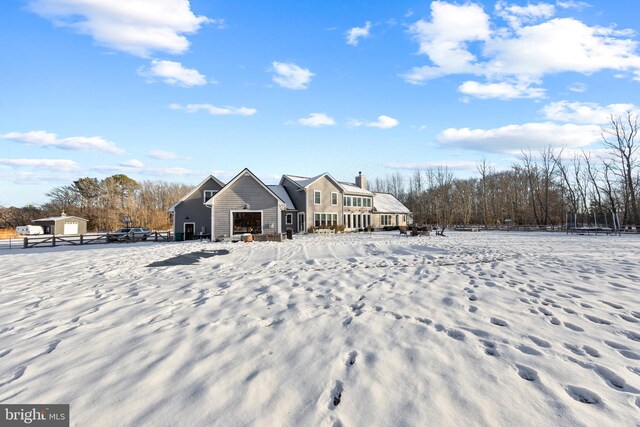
[459,80,545,99]
[437,122,601,153]
[495,1,555,28]
[1,130,124,154]
[271,61,314,90]
[0,158,80,171]
[297,113,336,127]
[138,60,207,86]
[346,21,372,46]
[350,115,399,129]
[169,103,257,116]
[367,115,399,129]
[556,1,591,11]
[541,101,637,124]
[120,159,144,168]
[385,160,491,172]
[484,19,640,79]
[28,0,212,57]
[93,163,195,176]
[148,150,178,160]
[402,2,640,93]
[403,1,491,83]
[568,82,587,92]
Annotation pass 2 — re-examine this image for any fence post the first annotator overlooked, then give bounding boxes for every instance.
[52,235,56,247]
[24,237,28,249]
[155,231,158,242]
[80,234,84,245]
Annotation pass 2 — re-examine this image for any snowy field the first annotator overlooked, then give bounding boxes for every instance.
[1,231,639,426]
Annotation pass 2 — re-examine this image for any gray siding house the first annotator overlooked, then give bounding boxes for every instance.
[281,172,380,231]
[207,168,287,238]
[280,173,345,232]
[169,175,225,240]
[172,169,410,238]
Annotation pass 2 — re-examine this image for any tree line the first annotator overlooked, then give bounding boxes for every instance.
[370,113,639,228]
[0,175,191,232]
[2,113,637,232]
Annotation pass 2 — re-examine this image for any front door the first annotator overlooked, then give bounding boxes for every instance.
[298,213,305,233]
[185,223,195,240]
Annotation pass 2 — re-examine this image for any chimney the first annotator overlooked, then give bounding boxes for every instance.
[355,171,366,190]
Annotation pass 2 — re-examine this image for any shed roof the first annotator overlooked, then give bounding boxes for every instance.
[33,215,87,222]
[373,193,410,213]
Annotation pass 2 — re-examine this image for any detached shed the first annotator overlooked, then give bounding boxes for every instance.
[33,213,88,235]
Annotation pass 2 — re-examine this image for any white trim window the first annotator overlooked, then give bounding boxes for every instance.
[344,196,351,207]
[314,190,321,205]
[203,190,217,203]
[285,213,293,225]
[230,210,263,235]
[381,214,392,226]
[331,192,338,205]
[314,213,338,227]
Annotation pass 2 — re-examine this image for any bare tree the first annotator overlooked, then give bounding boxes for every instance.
[602,112,639,224]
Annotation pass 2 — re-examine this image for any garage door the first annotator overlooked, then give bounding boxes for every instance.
[63,222,78,235]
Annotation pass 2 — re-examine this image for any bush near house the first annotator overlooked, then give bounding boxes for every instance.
[308,224,346,233]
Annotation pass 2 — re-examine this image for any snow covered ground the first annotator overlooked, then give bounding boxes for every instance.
[1,231,639,426]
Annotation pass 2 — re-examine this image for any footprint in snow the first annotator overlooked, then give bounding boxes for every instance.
[329,381,344,409]
[45,339,61,355]
[565,386,601,404]
[583,315,612,325]
[528,336,551,348]
[345,351,357,367]
[481,340,498,356]
[0,366,27,388]
[618,314,639,323]
[517,344,543,356]
[385,311,402,320]
[490,317,508,327]
[516,364,538,381]
[564,322,584,332]
[621,330,640,342]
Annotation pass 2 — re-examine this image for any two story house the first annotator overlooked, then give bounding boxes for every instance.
[171,169,410,239]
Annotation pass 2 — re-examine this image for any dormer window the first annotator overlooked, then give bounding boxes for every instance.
[204,190,217,203]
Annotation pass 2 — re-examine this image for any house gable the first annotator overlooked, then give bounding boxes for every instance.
[170,175,225,237]
[209,168,285,237]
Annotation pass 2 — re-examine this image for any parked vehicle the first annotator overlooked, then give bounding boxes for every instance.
[16,225,44,235]
[107,227,151,242]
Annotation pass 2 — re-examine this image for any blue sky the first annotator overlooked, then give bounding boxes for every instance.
[1,0,639,206]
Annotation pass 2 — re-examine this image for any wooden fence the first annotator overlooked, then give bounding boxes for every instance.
[15,231,173,249]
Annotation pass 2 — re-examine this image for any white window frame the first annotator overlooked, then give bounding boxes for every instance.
[314,190,321,205]
[314,212,338,227]
[285,213,293,225]
[331,192,338,206]
[203,190,217,203]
